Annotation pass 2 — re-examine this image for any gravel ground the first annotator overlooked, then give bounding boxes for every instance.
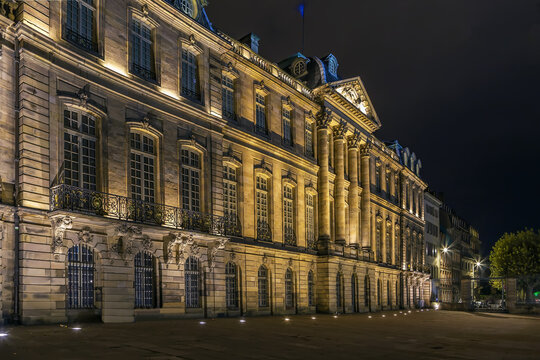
[0,310,539,359]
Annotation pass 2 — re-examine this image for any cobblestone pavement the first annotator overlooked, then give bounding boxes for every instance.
[0,310,539,359]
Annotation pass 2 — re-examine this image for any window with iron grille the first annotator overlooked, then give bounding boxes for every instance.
[387,280,391,306]
[130,132,155,203]
[377,279,382,306]
[282,107,292,146]
[305,193,315,249]
[134,252,155,309]
[223,164,237,221]
[64,109,97,190]
[181,149,201,212]
[285,268,294,309]
[364,275,370,307]
[185,256,200,308]
[222,75,235,120]
[283,185,295,245]
[65,0,97,52]
[308,270,315,307]
[258,265,269,307]
[181,49,199,100]
[67,244,95,309]
[255,93,267,134]
[305,120,314,157]
[336,272,343,310]
[396,281,399,305]
[256,175,269,240]
[130,18,155,81]
[351,274,358,312]
[375,163,381,192]
[225,262,239,309]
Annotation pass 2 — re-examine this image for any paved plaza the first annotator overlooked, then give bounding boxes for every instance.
[0,310,539,359]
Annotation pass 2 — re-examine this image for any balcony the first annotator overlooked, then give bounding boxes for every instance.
[50,184,241,237]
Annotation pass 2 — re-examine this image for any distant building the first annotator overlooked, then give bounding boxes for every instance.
[424,191,442,302]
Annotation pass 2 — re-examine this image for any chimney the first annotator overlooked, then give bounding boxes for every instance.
[239,33,260,54]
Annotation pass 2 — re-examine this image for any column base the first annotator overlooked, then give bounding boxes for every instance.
[335,239,346,246]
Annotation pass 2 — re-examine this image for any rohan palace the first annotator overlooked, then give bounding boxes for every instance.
[0,0,431,324]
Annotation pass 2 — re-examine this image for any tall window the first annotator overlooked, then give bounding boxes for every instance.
[308,270,315,307]
[258,265,269,307]
[283,185,295,246]
[394,173,399,203]
[181,49,199,100]
[285,268,294,309]
[130,18,155,81]
[387,280,391,306]
[225,262,239,309]
[395,227,400,266]
[386,226,392,264]
[336,272,343,311]
[223,164,237,221]
[306,193,315,249]
[222,75,235,120]
[364,275,370,307]
[375,163,381,192]
[181,149,201,212]
[377,279,382,306]
[64,109,97,190]
[65,0,97,52]
[282,107,292,146]
[185,256,200,308]
[67,244,95,309]
[134,252,155,309]
[351,274,358,312]
[305,120,314,157]
[130,132,155,203]
[396,281,399,306]
[255,93,267,134]
[376,222,382,261]
[256,175,270,241]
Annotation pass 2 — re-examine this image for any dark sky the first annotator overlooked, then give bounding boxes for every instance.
[206,0,540,255]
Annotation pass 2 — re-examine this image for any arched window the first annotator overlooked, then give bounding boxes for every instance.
[336,272,343,311]
[285,268,294,309]
[258,265,269,307]
[181,148,201,212]
[67,244,95,309]
[307,270,315,307]
[351,274,358,313]
[387,280,391,306]
[364,275,370,307]
[225,262,239,309]
[377,279,382,306]
[185,257,200,308]
[176,0,194,17]
[134,252,155,309]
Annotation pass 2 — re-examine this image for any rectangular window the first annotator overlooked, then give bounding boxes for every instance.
[181,149,201,212]
[282,107,292,146]
[131,18,155,81]
[222,75,235,120]
[375,164,381,192]
[256,175,270,240]
[283,185,295,245]
[306,193,315,249]
[65,0,97,53]
[130,132,155,203]
[223,164,237,220]
[181,49,199,101]
[255,93,266,134]
[305,120,314,157]
[63,109,97,191]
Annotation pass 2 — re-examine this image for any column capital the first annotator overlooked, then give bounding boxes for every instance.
[347,131,361,149]
[332,121,347,140]
[360,141,372,156]
[316,108,332,129]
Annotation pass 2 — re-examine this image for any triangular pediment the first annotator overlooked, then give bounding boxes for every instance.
[328,77,381,129]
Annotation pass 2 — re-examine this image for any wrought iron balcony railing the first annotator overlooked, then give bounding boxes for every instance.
[63,28,98,54]
[50,184,241,237]
[131,63,157,82]
[283,226,297,246]
[181,87,201,102]
[256,220,272,242]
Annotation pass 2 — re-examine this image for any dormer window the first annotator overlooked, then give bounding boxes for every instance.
[292,60,306,77]
[176,0,194,17]
[327,56,338,76]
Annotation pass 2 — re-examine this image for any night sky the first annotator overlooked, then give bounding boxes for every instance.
[206,0,540,255]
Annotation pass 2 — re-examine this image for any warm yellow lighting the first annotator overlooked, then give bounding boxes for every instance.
[159,88,180,100]
[104,63,127,76]
[476,261,481,267]
[443,247,449,253]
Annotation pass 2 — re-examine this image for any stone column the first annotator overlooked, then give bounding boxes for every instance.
[347,134,360,248]
[316,111,331,244]
[333,124,346,245]
[360,143,371,250]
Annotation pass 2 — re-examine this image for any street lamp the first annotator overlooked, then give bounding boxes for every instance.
[442,247,448,253]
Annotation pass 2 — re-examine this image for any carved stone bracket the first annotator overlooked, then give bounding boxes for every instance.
[77,84,90,107]
[167,232,199,265]
[50,215,74,253]
[110,224,142,261]
[73,226,94,246]
[208,238,229,271]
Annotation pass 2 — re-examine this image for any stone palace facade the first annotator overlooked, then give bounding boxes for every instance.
[0,0,430,324]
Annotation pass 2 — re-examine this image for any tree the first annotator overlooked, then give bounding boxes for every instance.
[489,229,540,302]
